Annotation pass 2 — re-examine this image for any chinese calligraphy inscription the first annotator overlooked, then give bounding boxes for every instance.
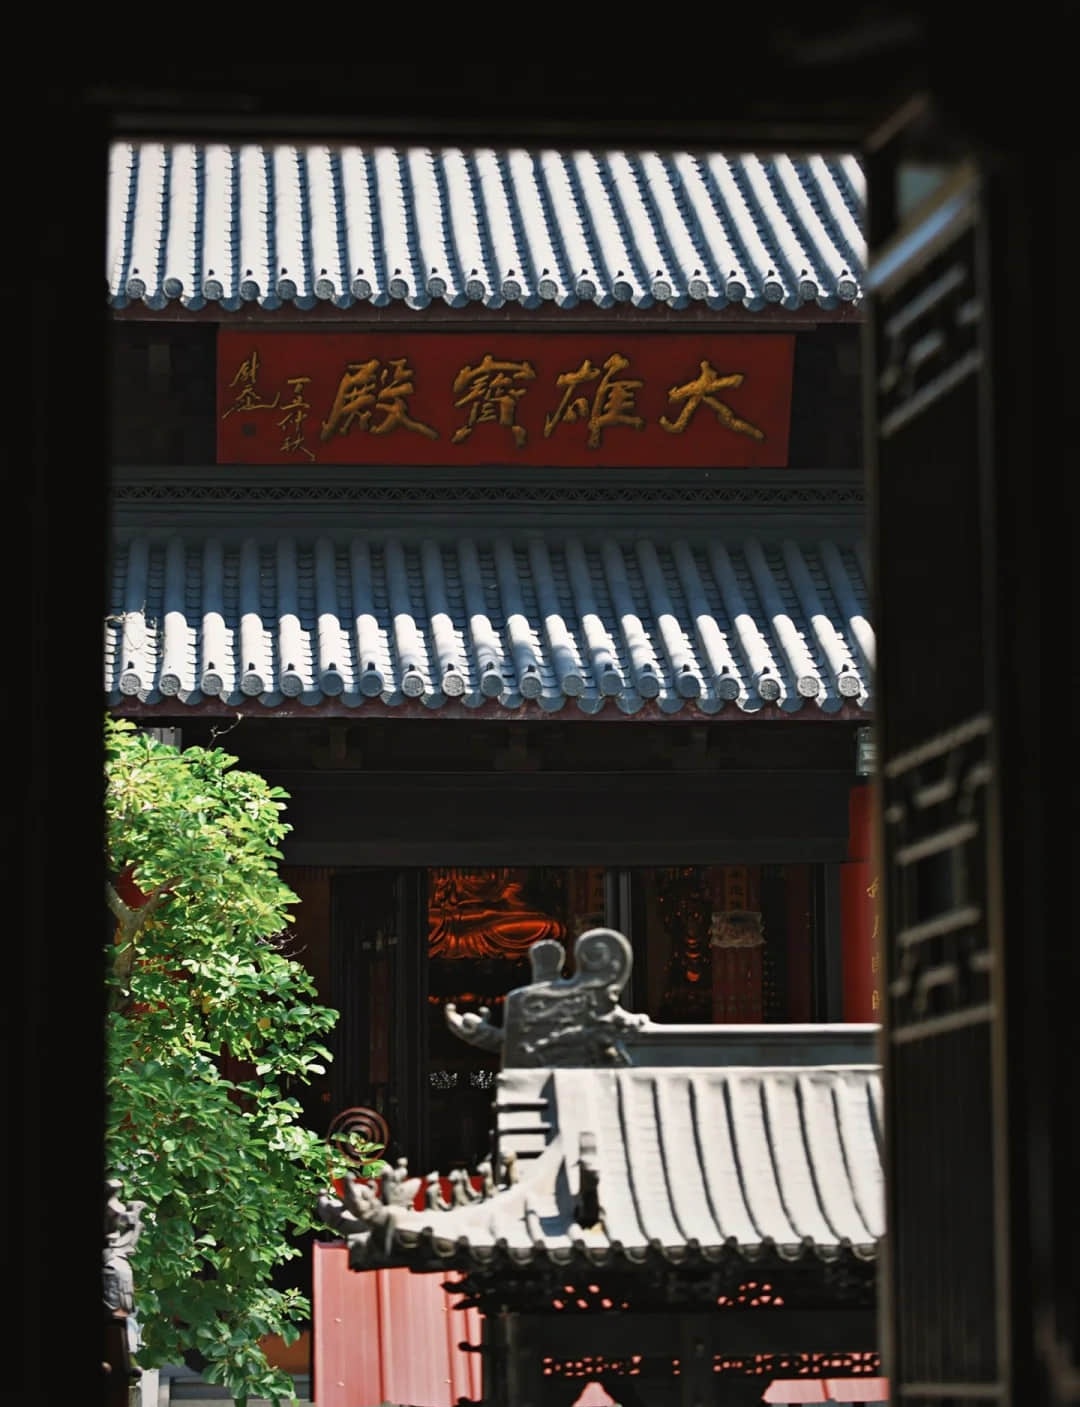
[543,353,645,449]
[217,332,794,467]
[660,360,765,442]
[452,355,536,446]
[321,359,438,441]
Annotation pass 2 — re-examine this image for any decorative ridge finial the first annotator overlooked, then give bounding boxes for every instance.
[446,927,649,1069]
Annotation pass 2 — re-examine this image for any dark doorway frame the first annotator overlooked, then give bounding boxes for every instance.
[28,38,1066,1406]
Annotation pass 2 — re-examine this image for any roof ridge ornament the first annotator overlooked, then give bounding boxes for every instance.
[446,927,649,1068]
[317,1148,520,1241]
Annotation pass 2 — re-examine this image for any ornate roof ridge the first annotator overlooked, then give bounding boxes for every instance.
[317,931,883,1273]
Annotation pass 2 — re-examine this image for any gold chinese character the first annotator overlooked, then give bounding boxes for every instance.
[543,353,645,449]
[451,355,536,447]
[659,361,764,441]
[871,953,880,974]
[320,358,438,442]
[276,376,315,461]
[871,990,881,1011]
[866,877,880,900]
[222,349,281,418]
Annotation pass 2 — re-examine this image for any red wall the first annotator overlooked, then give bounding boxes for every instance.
[313,1243,483,1407]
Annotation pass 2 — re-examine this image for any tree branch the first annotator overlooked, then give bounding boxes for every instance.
[107,878,179,1006]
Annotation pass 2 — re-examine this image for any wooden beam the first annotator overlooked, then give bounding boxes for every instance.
[511,1308,878,1357]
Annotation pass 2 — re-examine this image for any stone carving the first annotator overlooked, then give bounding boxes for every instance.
[425,1171,451,1212]
[104,1179,146,1385]
[380,1156,421,1207]
[318,1149,519,1247]
[450,1167,485,1205]
[446,928,648,1068]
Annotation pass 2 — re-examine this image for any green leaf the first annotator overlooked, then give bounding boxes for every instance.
[103,714,344,1402]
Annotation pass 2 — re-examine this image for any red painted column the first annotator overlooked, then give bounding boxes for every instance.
[840,783,882,1021]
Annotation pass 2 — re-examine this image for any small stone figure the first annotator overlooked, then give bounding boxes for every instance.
[382,1156,422,1209]
[425,1171,451,1212]
[104,1179,146,1401]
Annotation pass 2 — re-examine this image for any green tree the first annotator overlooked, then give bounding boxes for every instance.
[104,717,383,1406]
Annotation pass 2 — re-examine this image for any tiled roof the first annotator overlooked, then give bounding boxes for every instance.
[106,531,873,715]
[320,1062,883,1271]
[106,144,866,314]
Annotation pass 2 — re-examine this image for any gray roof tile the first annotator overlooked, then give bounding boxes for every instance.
[106,531,873,715]
[107,144,866,314]
[322,1063,882,1270]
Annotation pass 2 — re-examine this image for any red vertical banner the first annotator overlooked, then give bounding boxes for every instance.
[710,865,765,1023]
[841,783,882,1021]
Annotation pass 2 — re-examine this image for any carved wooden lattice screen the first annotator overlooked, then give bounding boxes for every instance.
[868,137,1010,1406]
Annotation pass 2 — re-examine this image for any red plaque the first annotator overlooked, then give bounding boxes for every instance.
[217,330,795,468]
